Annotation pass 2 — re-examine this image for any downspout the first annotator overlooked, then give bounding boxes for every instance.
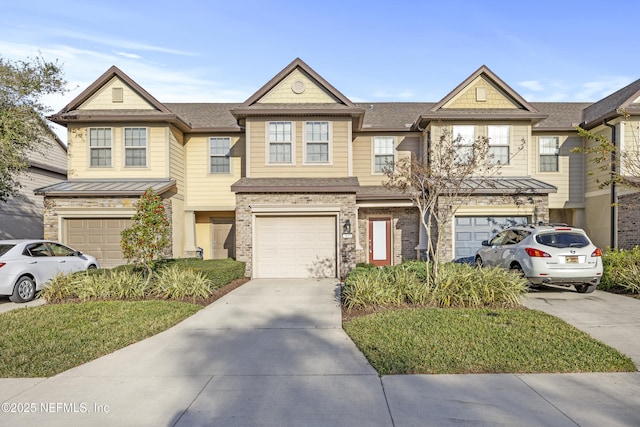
[604,120,617,248]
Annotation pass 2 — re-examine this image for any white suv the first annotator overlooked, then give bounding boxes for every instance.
[475,224,603,293]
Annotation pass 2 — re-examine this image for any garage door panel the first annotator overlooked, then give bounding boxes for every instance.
[66,218,131,268]
[455,216,529,261]
[255,216,336,278]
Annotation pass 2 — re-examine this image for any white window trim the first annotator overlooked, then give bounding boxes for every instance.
[265,121,296,165]
[487,125,510,165]
[371,136,396,175]
[303,121,332,165]
[539,136,560,173]
[123,127,148,168]
[88,127,113,168]
[209,136,233,175]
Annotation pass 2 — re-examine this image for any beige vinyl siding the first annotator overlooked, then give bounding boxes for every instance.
[443,76,520,109]
[621,119,640,177]
[79,77,155,110]
[28,138,67,171]
[353,133,420,186]
[67,124,169,179]
[184,134,244,209]
[583,125,614,195]
[583,193,611,249]
[532,133,584,209]
[258,69,338,104]
[248,118,349,177]
[169,127,185,194]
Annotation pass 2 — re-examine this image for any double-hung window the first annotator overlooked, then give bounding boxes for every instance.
[268,122,293,163]
[305,121,329,163]
[539,136,559,172]
[373,136,395,173]
[89,128,112,167]
[452,125,475,163]
[210,137,231,173]
[124,128,147,167]
[488,125,510,165]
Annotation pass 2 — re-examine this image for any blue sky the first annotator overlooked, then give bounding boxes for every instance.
[3,0,640,118]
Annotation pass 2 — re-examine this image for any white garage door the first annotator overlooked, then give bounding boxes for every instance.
[255,216,336,278]
[66,218,131,268]
[455,216,529,261]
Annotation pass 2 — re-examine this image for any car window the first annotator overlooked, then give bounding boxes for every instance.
[48,242,76,257]
[0,244,15,257]
[489,231,507,246]
[535,232,589,248]
[25,243,52,257]
[502,230,520,245]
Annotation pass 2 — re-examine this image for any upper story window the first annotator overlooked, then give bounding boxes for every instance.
[452,125,475,163]
[210,137,231,173]
[539,136,559,172]
[488,125,510,165]
[305,121,330,163]
[124,128,147,167]
[373,136,395,173]
[89,128,112,167]
[268,121,293,163]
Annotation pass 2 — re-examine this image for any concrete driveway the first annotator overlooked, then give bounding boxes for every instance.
[524,286,640,367]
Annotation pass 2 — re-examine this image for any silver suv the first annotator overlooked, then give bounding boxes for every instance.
[475,224,603,293]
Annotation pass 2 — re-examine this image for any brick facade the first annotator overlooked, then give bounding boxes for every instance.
[235,192,357,278]
[618,192,640,249]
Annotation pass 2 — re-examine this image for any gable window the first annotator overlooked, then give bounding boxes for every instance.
[488,125,510,165]
[540,136,559,172]
[373,136,395,173]
[89,128,112,167]
[210,137,231,173]
[268,121,293,163]
[452,125,475,163]
[305,121,330,163]
[124,127,147,167]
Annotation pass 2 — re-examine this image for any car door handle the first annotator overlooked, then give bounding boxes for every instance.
[58,260,66,263]
[28,261,37,264]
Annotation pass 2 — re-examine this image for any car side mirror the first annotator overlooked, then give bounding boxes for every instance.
[481,240,490,246]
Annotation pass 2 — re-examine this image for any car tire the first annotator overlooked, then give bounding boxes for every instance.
[9,276,36,303]
[511,263,524,276]
[575,284,597,294]
[475,256,483,267]
[87,264,97,270]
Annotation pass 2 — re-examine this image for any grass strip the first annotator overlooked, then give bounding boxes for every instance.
[0,301,201,377]
[344,308,636,375]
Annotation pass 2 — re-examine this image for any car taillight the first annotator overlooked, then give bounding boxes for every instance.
[0,262,5,268]
[591,248,602,257]
[525,247,551,257]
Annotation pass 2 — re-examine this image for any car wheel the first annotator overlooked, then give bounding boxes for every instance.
[9,276,36,303]
[87,264,98,270]
[575,284,597,294]
[475,256,483,267]
[511,263,524,276]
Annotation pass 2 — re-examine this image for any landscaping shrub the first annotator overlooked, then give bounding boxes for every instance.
[41,258,246,303]
[601,247,640,294]
[342,261,527,309]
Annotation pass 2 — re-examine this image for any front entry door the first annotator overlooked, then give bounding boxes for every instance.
[212,218,235,259]
[369,218,391,266]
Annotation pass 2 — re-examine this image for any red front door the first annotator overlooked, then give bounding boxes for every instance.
[369,218,391,266]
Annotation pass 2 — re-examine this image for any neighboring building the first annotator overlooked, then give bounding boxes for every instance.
[38,58,639,275]
[0,133,67,239]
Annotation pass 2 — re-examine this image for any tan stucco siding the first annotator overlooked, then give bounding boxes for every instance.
[584,193,612,249]
[247,118,350,178]
[185,134,244,209]
[258,69,338,104]
[67,124,170,179]
[79,77,155,110]
[443,76,520,109]
[353,133,420,186]
[531,133,584,209]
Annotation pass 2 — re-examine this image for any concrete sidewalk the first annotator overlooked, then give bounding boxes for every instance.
[0,280,639,426]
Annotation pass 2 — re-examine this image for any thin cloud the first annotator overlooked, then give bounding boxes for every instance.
[114,51,142,59]
[519,80,544,91]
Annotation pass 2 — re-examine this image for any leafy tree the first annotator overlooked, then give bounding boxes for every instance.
[120,188,171,278]
[0,55,66,201]
[575,111,640,189]
[384,127,524,285]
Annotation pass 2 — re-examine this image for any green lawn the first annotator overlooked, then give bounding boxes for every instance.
[0,301,201,377]
[344,307,637,375]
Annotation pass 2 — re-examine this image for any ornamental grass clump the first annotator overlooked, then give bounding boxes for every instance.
[152,265,213,299]
[601,247,640,294]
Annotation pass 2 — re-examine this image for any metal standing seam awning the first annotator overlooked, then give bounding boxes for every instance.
[34,179,177,197]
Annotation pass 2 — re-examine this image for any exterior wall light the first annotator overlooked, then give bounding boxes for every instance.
[343,219,351,234]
